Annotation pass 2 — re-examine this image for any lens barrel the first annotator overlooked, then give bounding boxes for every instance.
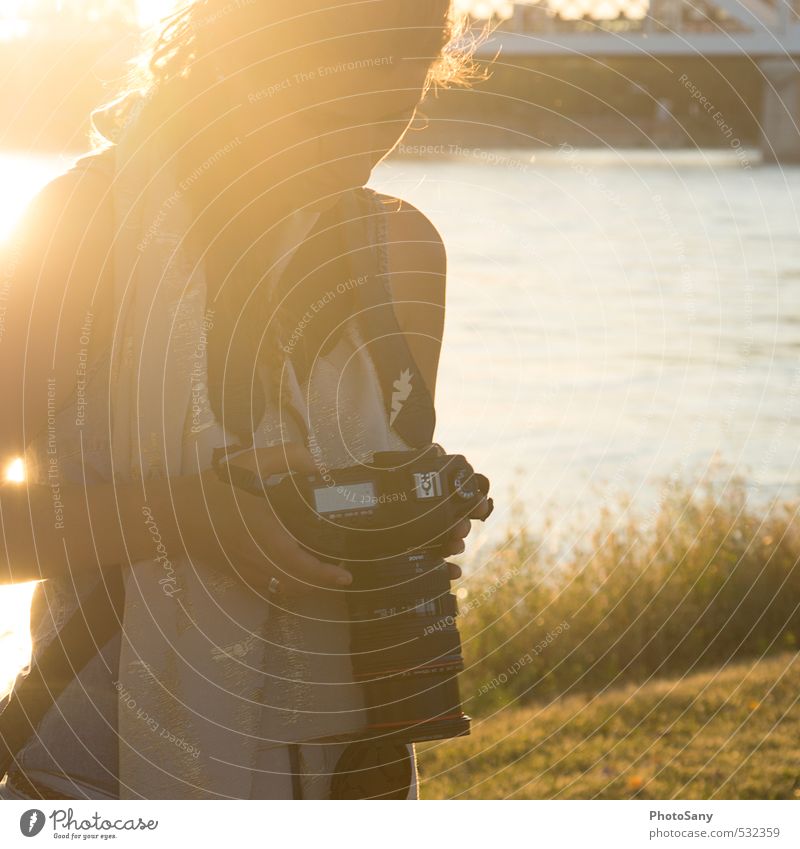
[346,550,471,743]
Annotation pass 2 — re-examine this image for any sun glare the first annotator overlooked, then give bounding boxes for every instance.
[4,457,26,484]
[0,581,37,701]
[0,1,651,33]
[137,0,517,21]
[136,0,174,28]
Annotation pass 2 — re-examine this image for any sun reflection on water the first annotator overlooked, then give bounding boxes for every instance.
[0,583,37,700]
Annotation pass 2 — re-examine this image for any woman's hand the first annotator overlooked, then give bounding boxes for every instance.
[442,496,492,570]
[186,444,489,592]
[190,444,353,595]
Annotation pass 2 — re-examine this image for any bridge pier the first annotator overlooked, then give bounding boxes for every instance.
[759,59,800,163]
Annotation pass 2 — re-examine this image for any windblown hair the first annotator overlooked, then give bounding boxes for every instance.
[93,0,479,149]
[146,1,475,87]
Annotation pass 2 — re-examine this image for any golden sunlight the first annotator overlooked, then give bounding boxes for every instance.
[136,0,174,28]
[138,0,516,22]
[0,1,651,35]
[0,582,37,701]
[0,455,32,700]
[4,457,26,484]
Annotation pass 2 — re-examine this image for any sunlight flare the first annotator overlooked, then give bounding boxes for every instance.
[136,0,174,28]
[4,457,26,484]
[0,582,37,701]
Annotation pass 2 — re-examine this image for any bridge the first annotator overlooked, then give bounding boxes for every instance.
[474,0,800,159]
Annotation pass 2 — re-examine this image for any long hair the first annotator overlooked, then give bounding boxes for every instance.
[94,2,478,158]
[120,3,473,110]
[96,1,480,445]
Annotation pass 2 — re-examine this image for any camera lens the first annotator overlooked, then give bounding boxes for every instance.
[346,550,470,743]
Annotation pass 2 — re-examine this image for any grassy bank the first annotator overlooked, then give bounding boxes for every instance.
[419,651,800,799]
[456,475,800,714]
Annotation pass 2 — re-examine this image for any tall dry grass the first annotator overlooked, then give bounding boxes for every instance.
[457,473,800,713]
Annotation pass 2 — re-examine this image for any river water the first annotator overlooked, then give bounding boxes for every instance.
[1,146,799,692]
[373,147,800,523]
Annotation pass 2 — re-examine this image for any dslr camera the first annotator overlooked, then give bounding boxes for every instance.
[219,445,492,744]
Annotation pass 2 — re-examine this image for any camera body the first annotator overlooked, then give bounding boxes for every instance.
[225,446,490,744]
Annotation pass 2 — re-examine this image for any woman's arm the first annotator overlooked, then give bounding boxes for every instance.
[0,474,194,585]
[0,162,113,471]
[381,196,446,401]
[0,162,118,584]
[0,166,213,587]
[381,198,490,558]
[0,162,194,581]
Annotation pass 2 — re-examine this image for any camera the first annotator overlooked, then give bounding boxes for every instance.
[219,445,492,744]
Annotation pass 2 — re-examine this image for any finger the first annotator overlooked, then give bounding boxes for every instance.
[443,538,466,556]
[451,519,471,540]
[276,443,318,475]
[268,535,353,588]
[447,562,462,580]
[234,500,352,589]
[470,497,492,521]
[234,443,317,476]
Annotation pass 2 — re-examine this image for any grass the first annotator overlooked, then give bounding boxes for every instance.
[419,651,800,799]
[456,472,800,712]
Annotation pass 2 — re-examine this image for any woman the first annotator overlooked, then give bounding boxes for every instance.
[0,1,486,799]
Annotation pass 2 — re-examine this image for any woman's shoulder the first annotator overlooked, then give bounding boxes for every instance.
[8,147,117,307]
[370,190,446,275]
[12,147,116,269]
[364,191,447,396]
[0,148,118,453]
[26,146,114,210]
[367,191,446,313]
